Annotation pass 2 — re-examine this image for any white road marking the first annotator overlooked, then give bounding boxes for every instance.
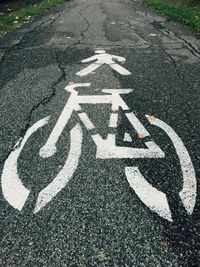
[109,63,131,76]
[34,123,83,213]
[3,76,196,221]
[65,83,91,93]
[93,134,165,158]
[125,112,150,137]
[1,116,50,211]
[39,101,75,158]
[125,167,173,222]
[78,112,95,130]
[123,133,132,142]
[77,63,102,77]
[76,50,131,77]
[76,95,114,104]
[39,83,90,158]
[39,87,132,159]
[146,115,197,215]
[102,89,132,110]
[109,113,118,128]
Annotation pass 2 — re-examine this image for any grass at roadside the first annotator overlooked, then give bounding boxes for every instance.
[0,0,66,35]
[142,0,200,30]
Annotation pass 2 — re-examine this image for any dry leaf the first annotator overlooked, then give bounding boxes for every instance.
[147,115,156,122]
[139,133,145,139]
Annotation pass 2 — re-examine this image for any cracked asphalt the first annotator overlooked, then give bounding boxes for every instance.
[0,0,200,266]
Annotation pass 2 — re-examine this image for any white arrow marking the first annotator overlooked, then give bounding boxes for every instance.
[146,115,197,215]
[76,50,131,77]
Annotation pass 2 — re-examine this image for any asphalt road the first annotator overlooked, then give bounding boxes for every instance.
[0,0,200,266]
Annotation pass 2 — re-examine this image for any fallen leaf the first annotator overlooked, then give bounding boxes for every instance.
[146,115,156,122]
[139,133,145,139]
[68,81,75,85]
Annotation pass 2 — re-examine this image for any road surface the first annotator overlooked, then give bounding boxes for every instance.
[0,0,200,266]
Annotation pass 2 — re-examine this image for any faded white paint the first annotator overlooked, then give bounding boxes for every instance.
[76,50,131,76]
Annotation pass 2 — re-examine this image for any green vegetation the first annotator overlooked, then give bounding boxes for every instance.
[142,0,200,30]
[0,0,66,35]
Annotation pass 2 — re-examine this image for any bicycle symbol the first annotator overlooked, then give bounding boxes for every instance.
[1,52,197,222]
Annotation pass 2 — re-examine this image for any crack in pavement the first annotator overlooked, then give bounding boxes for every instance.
[78,5,90,41]
[0,2,74,65]
[99,1,181,64]
[0,34,83,166]
[142,9,200,59]
[164,30,200,58]
[0,61,66,165]
[144,12,200,58]
[0,14,59,66]
[0,2,97,166]
[0,0,199,174]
